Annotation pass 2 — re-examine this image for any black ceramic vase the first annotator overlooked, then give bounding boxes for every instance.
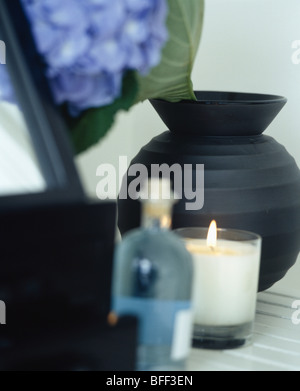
[118,92,300,291]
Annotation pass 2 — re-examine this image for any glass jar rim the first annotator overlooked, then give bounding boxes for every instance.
[174,227,262,242]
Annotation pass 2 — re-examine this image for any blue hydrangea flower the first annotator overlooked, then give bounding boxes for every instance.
[20,0,168,116]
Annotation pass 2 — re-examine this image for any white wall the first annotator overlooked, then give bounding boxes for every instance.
[76,0,300,295]
[192,0,300,166]
[77,0,300,195]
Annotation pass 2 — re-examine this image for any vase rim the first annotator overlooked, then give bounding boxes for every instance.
[151,91,287,106]
[150,91,287,136]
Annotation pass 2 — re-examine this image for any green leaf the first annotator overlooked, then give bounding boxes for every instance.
[71,71,138,155]
[137,0,205,102]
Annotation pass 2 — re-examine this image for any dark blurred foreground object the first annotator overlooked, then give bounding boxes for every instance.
[0,0,137,370]
[0,203,137,371]
[118,91,300,292]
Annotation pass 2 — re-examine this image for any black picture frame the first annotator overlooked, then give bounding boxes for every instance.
[0,2,138,371]
[0,0,85,211]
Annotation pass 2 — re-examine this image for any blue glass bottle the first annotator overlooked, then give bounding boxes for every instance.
[112,179,194,371]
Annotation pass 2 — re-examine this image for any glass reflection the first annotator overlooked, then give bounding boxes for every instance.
[0,64,46,196]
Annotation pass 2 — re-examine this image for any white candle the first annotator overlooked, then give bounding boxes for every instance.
[186,238,261,327]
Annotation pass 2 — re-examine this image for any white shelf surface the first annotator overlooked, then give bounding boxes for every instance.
[187,291,300,371]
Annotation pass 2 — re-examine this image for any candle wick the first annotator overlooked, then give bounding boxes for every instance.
[210,246,216,252]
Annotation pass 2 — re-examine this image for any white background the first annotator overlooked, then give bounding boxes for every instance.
[77,0,300,194]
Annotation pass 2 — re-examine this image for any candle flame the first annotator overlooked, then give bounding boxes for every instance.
[207,220,217,248]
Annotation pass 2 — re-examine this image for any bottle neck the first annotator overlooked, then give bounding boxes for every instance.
[141,202,173,230]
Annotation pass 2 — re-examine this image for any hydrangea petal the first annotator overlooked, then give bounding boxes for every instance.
[20,0,168,116]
